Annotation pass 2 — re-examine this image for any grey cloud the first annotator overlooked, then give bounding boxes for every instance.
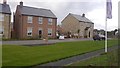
[95,23,105,30]
[8,2,18,12]
[7,1,105,25]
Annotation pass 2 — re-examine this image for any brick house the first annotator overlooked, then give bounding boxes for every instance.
[0,1,11,39]
[61,13,94,38]
[14,2,57,39]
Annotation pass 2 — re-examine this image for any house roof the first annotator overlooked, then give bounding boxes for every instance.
[18,5,57,18]
[0,3,11,14]
[70,13,93,24]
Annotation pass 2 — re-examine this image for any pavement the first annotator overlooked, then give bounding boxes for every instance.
[2,38,93,45]
[35,45,119,67]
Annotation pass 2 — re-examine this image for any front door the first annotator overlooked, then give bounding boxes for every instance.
[39,30,42,38]
[89,31,90,38]
[84,30,87,38]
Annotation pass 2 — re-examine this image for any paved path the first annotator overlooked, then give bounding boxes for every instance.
[35,45,119,66]
[2,38,93,45]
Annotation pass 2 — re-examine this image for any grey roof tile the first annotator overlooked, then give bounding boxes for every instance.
[0,3,11,14]
[70,13,93,24]
[18,5,57,18]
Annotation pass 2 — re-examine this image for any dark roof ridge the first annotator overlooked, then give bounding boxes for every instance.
[0,3,10,7]
[18,5,51,11]
[70,13,82,17]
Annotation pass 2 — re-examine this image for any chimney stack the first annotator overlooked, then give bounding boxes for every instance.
[20,1,23,6]
[82,13,85,17]
[3,0,7,4]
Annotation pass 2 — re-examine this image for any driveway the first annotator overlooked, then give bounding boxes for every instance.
[2,38,93,45]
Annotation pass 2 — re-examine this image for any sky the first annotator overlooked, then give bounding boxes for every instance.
[0,0,119,31]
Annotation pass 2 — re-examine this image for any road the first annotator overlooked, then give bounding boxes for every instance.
[2,38,93,45]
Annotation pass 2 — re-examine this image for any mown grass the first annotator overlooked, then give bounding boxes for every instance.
[0,45,2,67]
[68,49,119,66]
[2,40,118,66]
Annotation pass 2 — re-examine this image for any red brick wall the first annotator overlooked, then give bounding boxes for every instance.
[14,6,22,39]
[16,15,57,39]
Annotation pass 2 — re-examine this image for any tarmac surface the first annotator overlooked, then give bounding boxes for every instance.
[2,38,93,45]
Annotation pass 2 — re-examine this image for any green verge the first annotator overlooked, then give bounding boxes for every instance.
[68,49,119,66]
[2,39,118,66]
[0,45,2,67]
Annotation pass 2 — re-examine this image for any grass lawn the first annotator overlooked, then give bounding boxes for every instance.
[68,49,119,66]
[2,39,118,66]
[0,45,2,67]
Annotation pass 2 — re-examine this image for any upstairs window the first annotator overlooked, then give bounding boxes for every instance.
[48,18,52,25]
[48,28,52,36]
[27,27,32,36]
[0,14,4,21]
[38,17,43,24]
[27,16,33,23]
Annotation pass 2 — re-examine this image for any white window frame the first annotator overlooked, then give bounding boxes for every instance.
[48,28,52,36]
[27,27,32,36]
[38,17,43,24]
[0,14,4,21]
[27,16,33,23]
[48,18,52,25]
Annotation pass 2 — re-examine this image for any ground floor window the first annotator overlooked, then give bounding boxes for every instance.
[48,28,52,36]
[0,26,4,36]
[27,27,32,36]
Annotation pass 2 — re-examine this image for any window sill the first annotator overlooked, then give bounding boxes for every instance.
[48,35,52,36]
[27,35,32,36]
[38,23,43,24]
[48,24,52,25]
[28,23,32,24]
